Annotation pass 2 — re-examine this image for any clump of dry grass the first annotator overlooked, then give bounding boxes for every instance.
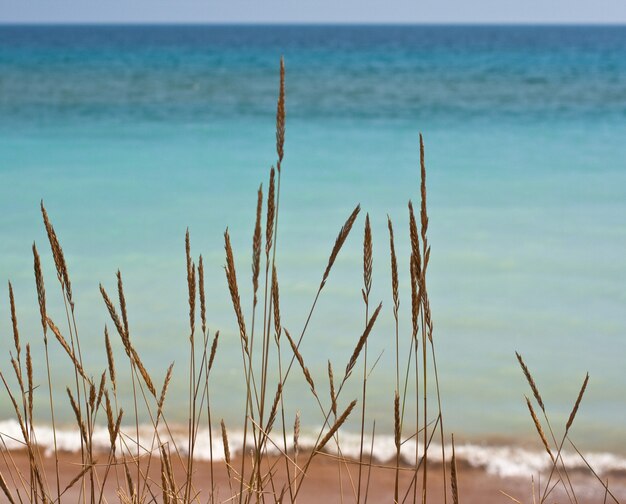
[514,356,618,504]
[0,57,615,504]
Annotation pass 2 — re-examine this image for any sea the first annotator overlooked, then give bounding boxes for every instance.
[0,25,625,476]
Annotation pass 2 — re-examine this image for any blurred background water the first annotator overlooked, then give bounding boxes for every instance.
[0,25,625,451]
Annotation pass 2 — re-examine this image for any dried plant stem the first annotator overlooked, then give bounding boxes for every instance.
[0,472,16,504]
[253,165,277,502]
[450,434,459,504]
[184,231,196,504]
[363,420,376,503]
[566,438,620,504]
[293,399,358,502]
[221,419,234,498]
[0,371,47,502]
[394,389,401,504]
[517,353,576,503]
[236,182,267,504]
[541,373,589,504]
[33,242,63,504]
[255,60,285,500]
[357,213,372,504]
[274,332,295,502]
[430,338,448,504]
[280,205,361,410]
[418,132,441,504]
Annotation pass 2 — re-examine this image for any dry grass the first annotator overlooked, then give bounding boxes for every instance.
[0,58,618,504]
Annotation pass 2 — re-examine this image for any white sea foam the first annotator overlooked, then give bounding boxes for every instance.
[2,420,625,479]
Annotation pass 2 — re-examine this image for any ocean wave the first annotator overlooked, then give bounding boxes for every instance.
[2,420,625,479]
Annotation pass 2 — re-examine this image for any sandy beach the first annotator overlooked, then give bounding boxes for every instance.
[2,449,625,503]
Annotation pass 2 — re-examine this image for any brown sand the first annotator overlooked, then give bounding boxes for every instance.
[2,449,624,503]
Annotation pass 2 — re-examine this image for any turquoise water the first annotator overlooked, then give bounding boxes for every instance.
[0,25,625,451]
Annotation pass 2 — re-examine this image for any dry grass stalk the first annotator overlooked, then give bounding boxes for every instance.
[117,270,130,339]
[9,358,23,395]
[525,396,555,463]
[419,134,429,245]
[161,468,171,504]
[566,373,589,431]
[133,349,157,396]
[294,410,301,456]
[224,229,249,353]
[185,230,196,339]
[125,342,156,396]
[8,282,21,359]
[40,201,73,306]
[158,363,175,417]
[345,302,382,379]
[516,352,545,412]
[0,369,47,502]
[185,228,192,298]
[125,462,135,503]
[394,390,401,450]
[359,214,373,504]
[105,392,115,443]
[100,284,127,345]
[423,289,434,343]
[46,317,88,380]
[35,470,47,503]
[221,420,232,474]
[272,264,282,340]
[109,407,124,451]
[32,243,48,338]
[265,382,283,434]
[105,326,117,392]
[126,345,156,397]
[285,329,315,392]
[408,201,423,339]
[252,184,263,305]
[276,56,285,169]
[26,344,33,422]
[208,331,220,371]
[410,254,420,339]
[451,434,459,504]
[317,399,357,452]
[394,388,401,504]
[1,371,29,442]
[0,471,16,504]
[67,387,88,445]
[35,242,61,503]
[387,217,400,320]
[266,167,276,258]
[321,204,361,289]
[408,201,422,272]
[104,391,123,450]
[96,371,106,411]
[64,463,94,495]
[89,381,97,412]
[199,254,207,335]
[161,445,177,502]
[363,213,373,303]
[100,283,157,396]
[328,361,337,417]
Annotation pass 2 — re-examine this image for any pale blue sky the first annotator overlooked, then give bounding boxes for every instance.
[1,0,625,24]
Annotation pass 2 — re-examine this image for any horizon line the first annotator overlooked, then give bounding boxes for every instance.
[1,21,626,27]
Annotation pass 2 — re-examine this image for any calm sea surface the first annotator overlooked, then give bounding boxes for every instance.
[1,25,625,451]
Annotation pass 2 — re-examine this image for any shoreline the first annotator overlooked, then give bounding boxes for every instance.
[2,449,625,503]
[2,419,626,480]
